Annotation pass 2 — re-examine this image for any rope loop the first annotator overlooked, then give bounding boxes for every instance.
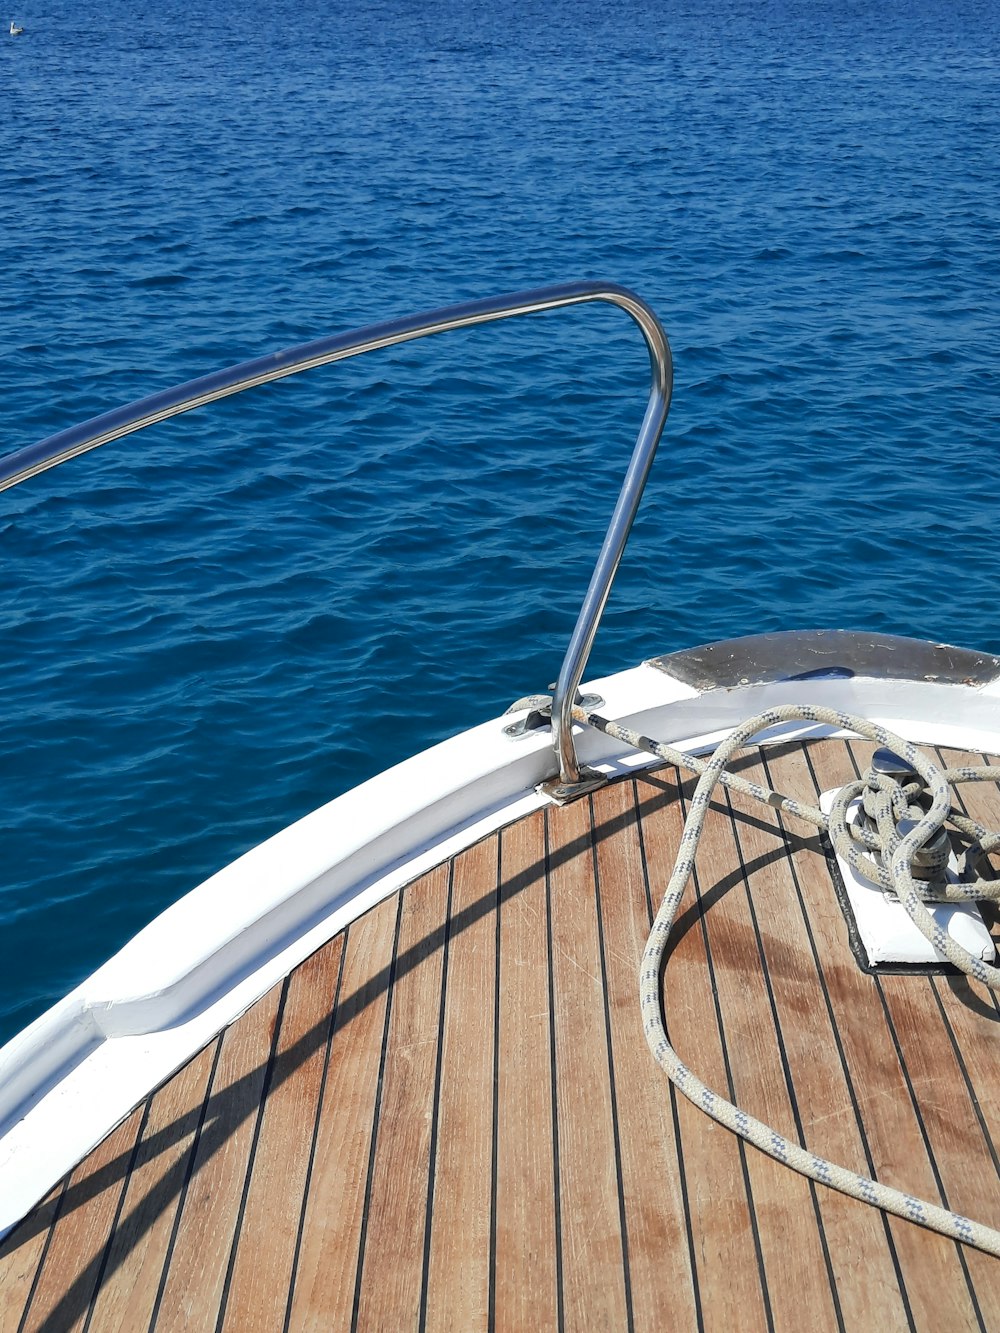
[568,701,1000,1257]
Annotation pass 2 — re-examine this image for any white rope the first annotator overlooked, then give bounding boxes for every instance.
[571,702,1000,1256]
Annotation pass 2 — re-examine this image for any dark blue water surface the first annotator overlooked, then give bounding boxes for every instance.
[1,0,998,1040]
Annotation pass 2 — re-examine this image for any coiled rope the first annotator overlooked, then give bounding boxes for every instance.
[510,694,1000,1255]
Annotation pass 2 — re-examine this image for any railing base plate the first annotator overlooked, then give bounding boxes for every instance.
[538,767,608,805]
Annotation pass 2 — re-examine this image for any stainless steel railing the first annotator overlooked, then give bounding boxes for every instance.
[0,280,673,789]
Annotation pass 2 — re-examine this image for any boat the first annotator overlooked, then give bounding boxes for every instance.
[2,280,1000,1329]
[8,20,23,34]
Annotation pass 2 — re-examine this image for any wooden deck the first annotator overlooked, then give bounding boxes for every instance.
[3,737,1000,1331]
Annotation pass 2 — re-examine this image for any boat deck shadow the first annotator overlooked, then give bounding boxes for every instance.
[4,736,1000,1331]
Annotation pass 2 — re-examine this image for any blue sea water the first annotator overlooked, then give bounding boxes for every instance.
[0,0,998,1041]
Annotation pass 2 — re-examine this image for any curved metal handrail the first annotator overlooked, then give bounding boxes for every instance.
[0,280,673,788]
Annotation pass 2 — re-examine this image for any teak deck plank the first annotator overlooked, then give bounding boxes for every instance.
[152,982,283,1332]
[3,737,1000,1331]
[85,1040,221,1333]
[424,837,498,1332]
[22,1107,144,1332]
[880,968,1000,1317]
[546,795,630,1330]
[494,810,558,1331]
[353,861,450,1330]
[284,893,398,1330]
[636,769,772,1331]
[762,743,910,1329]
[219,938,345,1332]
[714,778,848,1327]
[690,772,840,1330]
[589,778,698,1329]
[0,1186,63,1333]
